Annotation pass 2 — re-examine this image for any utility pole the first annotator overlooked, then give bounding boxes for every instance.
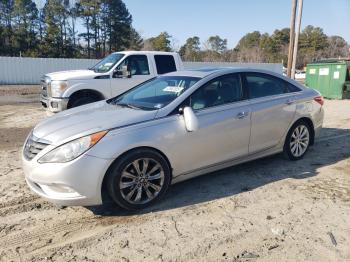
[291,0,304,79]
[287,0,297,77]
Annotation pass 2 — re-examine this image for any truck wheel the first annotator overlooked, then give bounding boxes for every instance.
[68,95,99,109]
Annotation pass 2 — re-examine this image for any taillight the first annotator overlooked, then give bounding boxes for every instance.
[314,96,324,106]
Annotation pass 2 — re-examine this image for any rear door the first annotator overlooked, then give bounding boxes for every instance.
[243,72,298,154]
[154,55,177,74]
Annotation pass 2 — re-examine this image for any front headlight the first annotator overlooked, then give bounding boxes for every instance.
[50,80,68,97]
[38,131,107,163]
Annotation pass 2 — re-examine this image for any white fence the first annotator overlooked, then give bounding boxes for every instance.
[0,56,282,85]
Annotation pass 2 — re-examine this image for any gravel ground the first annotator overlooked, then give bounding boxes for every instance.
[0,85,40,105]
[0,89,350,262]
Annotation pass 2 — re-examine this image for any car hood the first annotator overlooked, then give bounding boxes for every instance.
[33,101,157,145]
[45,69,106,81]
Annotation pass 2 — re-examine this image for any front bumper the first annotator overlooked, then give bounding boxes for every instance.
[40,95,69,113]
[22,153,111,206]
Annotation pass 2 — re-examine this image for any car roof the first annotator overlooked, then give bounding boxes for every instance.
[113,51,179,56]
[163,68,223,78]
[164,67,285,78]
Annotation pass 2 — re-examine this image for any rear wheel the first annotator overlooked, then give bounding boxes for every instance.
[284,121,311,160]
[106,149,171,210]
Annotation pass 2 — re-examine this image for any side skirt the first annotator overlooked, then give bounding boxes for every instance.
[171,146,283,184]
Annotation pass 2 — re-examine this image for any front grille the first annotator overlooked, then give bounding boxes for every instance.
[41,77,50,98]
[24,134,50,160]
[41,80,48,97]
[41,86,47,97]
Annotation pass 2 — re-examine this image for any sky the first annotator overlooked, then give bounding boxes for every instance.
[34,0,350,49]
[123,0,350,49]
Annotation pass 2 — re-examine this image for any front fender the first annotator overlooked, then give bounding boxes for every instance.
[86,116,182,175]
[62,80,110,98]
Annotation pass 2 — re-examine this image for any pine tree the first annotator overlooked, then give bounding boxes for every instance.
[12,0,39,56]
[0,0,15,55]
[128,28,143,50]
[106,0,132,52]
[179,36,200,61]
[42,0,63,57]
[78,0,100,58]
[144,32,172,52]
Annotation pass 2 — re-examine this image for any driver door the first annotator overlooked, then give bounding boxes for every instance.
[172,74,251,174]
[110,55,153,97]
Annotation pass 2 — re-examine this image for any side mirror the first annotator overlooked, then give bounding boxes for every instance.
[113,65,131,78]
[182,106,198,132]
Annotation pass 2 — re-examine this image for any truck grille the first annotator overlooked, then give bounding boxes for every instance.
[41,77,50,97]
[41,86,48,97]
[24,134,50,160]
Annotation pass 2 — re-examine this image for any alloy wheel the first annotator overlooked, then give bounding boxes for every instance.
[119,158,165,204]
[290,125,310,157]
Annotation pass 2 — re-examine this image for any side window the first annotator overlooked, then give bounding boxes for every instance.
[154,55,176,74]
[189,74,243,110]
[117,55,150,75]
[287,83,301,92]
[245,73,287,99]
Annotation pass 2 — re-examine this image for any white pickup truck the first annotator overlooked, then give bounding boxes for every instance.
[40,51,184,112]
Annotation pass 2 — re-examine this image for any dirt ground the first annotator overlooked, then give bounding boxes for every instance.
[0,88,349,262]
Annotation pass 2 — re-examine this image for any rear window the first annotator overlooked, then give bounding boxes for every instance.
[245,73,287,99]
[287,83,302,92]
[154,55,176,74]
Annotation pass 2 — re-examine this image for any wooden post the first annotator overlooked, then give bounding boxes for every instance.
[287,0,297,77]
[291,0,304,79]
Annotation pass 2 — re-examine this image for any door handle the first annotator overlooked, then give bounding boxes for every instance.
[286,98,295,105]
[237,112,247,119]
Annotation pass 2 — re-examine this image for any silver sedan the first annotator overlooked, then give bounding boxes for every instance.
[22,68,324,210]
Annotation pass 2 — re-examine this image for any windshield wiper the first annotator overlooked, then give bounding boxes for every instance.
[88,67,98,72]
[115,102,141,110]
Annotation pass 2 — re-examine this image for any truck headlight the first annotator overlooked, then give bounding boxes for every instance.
[38,131,107,163]
[50,80,68,97]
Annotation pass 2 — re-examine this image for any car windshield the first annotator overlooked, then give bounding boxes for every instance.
[108,76,200,110]
[90,53,125,73]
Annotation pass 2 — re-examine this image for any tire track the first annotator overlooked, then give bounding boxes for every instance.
[0,217,98,249]
[0,195,42,209]
[26,224,114,258]
[0,213,140,251]
[0,198,53,217]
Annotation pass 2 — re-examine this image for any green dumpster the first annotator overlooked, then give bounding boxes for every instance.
[305,59,350,99]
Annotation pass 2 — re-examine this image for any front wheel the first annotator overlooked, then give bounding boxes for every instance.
[284,121,311,160]
[106,149,171,210]
[68,96,99,108]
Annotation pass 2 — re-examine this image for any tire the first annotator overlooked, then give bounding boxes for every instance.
[283,120,311,161]
[68,95,99,108]
[106,149,171,210]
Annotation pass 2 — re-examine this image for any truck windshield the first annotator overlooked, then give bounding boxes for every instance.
[90,53,125,73]
[109,76,200,110]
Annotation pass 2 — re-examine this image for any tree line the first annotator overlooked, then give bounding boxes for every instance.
[0,0,349,68]
[0,0,142,58]
[177,26,349,68]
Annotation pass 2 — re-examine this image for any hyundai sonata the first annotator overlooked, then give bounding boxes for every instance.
[22,68,324,210]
